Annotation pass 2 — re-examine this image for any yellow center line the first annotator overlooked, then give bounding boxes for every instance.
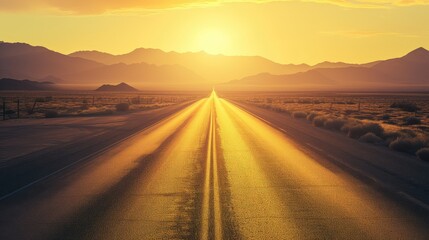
[200,92,223,240]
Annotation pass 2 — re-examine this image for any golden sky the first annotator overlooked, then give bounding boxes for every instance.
[1,0,428,64]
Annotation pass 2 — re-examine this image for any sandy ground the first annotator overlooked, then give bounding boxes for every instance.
[0,103,191,162]
[0,117,125,161]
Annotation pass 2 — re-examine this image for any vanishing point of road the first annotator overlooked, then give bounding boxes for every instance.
[1,91,429,239]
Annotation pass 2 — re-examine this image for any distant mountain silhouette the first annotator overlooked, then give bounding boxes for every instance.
[0,42,206,89]
[312,61,358,69]
[70,48,312,83]
[3,41,429,91]
[95,82,139,92]
[225,48,429,91]
[0,78,56,91]
[371,47,429,84]
[0,42,102,80]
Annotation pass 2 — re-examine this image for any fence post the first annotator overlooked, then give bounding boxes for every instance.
[17,99,20,119]
[31,99,37,114]
[2,98,5,120]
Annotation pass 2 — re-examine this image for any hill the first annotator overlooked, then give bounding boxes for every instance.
[0,78,57,91]
[224,48,429,91]
[0,42,206,89]
[95,82,139,92]
[0,42,103,81]
[371,47,429,84]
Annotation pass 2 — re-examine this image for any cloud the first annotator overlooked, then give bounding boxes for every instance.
[0,0,219,14]
[322,30,420,38]
[305,0,429,8]
[0,0,428,14]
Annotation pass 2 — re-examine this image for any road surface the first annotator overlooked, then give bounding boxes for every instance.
[0,91,428,239]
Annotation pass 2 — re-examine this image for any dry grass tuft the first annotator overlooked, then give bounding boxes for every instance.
[115,103,130,112]
[389,137,427,154]
[347,122,384,139]
[45,110,58,118]
[359,132,383,144]
[313,116,327,127]
[292,111,307,119]
[324,118,347,131]
[416,148,429,161]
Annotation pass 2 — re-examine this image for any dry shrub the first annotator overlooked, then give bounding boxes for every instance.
[282,109,292,115]
[416,148,429,161]
[292,111,307,119]
[384,129,417,139]
[390,101,420,112]
[404,116,421,125]
[313,116,327,127]
[381,114,391,120]
[359,132,383,144]
[307,112,318,121]
[340,121,360,134]
[383,128,421,146]
[389,137,427,154]
[347,123,384,139]
[324,118,347,131]
[115,103,129,112]
[45,110,58,118]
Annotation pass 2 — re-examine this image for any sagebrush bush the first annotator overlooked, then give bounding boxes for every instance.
[283,109,292,115]
[45,110,58,118]
[404,116,421,125]
[313,116,327,127]
[340,121,359,134]
[381,114,391,120]
[306,112,318,121]
[389,137,427,154]
[416,148,429,161]
[390,101,420,112]
[397,129,418,138]
[80,104,89,110]
[383,131,401,145]
[115,103,130,112]
[347,123,384,139]
[324,118,347,131]
[359,132,383,144]
[383,129,421,144]
[292,111,307,119]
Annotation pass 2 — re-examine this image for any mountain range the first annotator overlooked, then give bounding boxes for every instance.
[1,41,429,91]
[225,48,429,91]
[0,42,204,90]
[0,78,57,91]
[70,48,315,84]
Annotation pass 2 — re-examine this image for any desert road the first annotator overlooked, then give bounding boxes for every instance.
[1,91,429,239]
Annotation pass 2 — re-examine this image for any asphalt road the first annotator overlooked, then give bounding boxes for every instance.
[0,91,428,239]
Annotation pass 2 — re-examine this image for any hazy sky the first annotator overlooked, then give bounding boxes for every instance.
[1,0,428,64]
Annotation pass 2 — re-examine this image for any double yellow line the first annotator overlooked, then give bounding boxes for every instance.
[200,96,222,240]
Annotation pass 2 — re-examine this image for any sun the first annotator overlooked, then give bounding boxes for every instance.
[196,29,230,55]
